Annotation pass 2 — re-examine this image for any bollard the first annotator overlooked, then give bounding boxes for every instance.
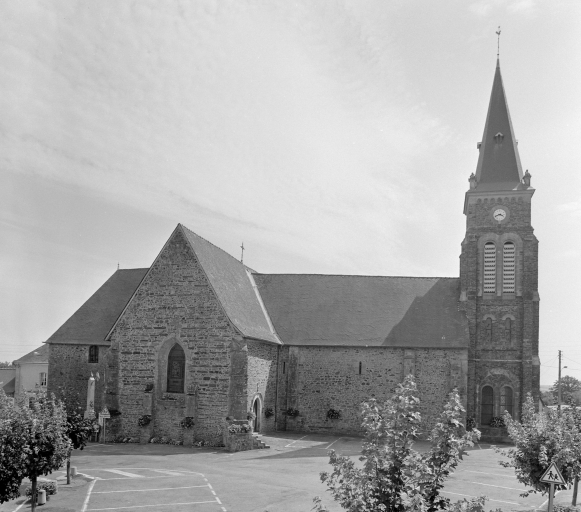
[37,489,46,505]
[70,466,77,477]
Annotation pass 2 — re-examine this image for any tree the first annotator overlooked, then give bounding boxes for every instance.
[0,361,14,368]
[313,375,484,512]
[64,412,93,484]
[497,394,581,499]
[550,375,581,405]
[0,388,71,511]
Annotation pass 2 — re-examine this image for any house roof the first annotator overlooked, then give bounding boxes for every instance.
[253,274,468,347]
[1,377,15,395]
[14,344,49,364]
[181,225,280,344]
[474,59,524,190]
[47,268,148,345]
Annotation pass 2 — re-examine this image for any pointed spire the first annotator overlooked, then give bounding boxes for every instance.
[474,60,523,190]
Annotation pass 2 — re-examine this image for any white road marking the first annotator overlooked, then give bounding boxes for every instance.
[150,469,185,477]
[469,481,526,491]
[461,469,515,477]
[87,501,218,511]
[284,435,308,448]
[102,470,144,478]
[325,438,342,450]
[10,499,28,512]
[93,485,209,494]
[81,478,97,512]
[215,497,223,504]
[441,490,519,505]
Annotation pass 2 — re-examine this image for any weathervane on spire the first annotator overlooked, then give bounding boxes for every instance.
[240,242,245,264]
[496,26,501,58]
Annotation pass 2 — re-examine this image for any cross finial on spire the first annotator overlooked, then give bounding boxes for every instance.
[240,242,245,264]
[496,26,501,58]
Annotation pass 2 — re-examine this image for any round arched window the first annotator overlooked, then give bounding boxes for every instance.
[481,386,494,425]
[167,344,185,393]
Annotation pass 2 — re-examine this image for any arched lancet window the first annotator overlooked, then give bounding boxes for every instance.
[167,344,185,393]
[483,242,496,294]
[503,242,516,293]
[501,386,513,417]
[481,386,494,425]
[358,362,362,375]
[89,345,99,363]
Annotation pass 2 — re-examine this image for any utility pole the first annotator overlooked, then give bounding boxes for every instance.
[557,350,562,414]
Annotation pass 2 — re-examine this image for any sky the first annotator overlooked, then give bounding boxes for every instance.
[1,0,580,386]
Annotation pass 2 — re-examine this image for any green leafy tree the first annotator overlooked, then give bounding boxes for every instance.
[0,361,14,368]
[497,394,581,499]
[550,376,581,405]
[64,412,93,484]
[0,389,71,511]
[313,375,483,512]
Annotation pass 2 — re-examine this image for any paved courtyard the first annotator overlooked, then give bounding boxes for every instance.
[0,433,575,511]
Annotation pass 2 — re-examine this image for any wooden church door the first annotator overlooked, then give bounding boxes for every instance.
[167,344,185,393]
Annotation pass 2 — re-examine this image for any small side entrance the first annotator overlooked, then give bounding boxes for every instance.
[252,396,261,433]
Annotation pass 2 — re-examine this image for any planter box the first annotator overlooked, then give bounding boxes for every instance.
[224,432,253,452]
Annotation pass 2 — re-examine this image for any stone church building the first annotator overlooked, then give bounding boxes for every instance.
[46,60,540,444]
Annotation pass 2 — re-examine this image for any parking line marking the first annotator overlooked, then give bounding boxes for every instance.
[461,469,515,477]
[216,497,223,504]
[93,485,209,494]
[469,481,526,491]
[441,490,519,505]
[285,435,308,447]
[10,499,28,512]
[150,469,185,477]
[326,438,342,450]
[81,479,97,512]
[102,470,144,478]
[88,475,186,481]
[87,501,218,511]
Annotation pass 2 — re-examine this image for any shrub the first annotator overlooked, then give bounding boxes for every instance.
[489,416,505,428]
[264,407,274,418]
[138,415,151,427]
[180,417,194,429]
[286,408,299,417]
[25,481,58,497]
[326,409,341,420]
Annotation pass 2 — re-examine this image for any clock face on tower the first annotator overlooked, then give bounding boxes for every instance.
[493,207,507,222]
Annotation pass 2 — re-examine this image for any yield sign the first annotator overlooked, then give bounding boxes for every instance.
[540,462,566,485]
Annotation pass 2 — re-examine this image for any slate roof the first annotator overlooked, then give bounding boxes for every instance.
[474,59,524,190]
[253,274,468,347]
[47,268,148,345]
[14,344,49,364]
[181,225,280,344]
[1,377,15,395]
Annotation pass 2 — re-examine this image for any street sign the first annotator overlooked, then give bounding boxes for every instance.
[540,462,566,485]
[540,462,566,512]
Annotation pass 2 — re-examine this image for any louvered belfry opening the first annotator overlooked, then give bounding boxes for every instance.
[483,242,496,294]
[167,344,185,393]
[503,242,516,293]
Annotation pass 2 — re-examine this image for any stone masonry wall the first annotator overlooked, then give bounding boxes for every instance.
[247,341,278,432]
[461,193,540,425]
[47,343,108,415]
[278,346,468,436]
[107,228,239,444]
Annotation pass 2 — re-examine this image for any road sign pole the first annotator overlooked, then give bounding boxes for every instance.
[548,483,554,512]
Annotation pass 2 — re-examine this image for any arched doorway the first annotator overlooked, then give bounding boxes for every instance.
[252,396,261,433]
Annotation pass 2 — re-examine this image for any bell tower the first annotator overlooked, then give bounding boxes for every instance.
[459,59,540,432]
